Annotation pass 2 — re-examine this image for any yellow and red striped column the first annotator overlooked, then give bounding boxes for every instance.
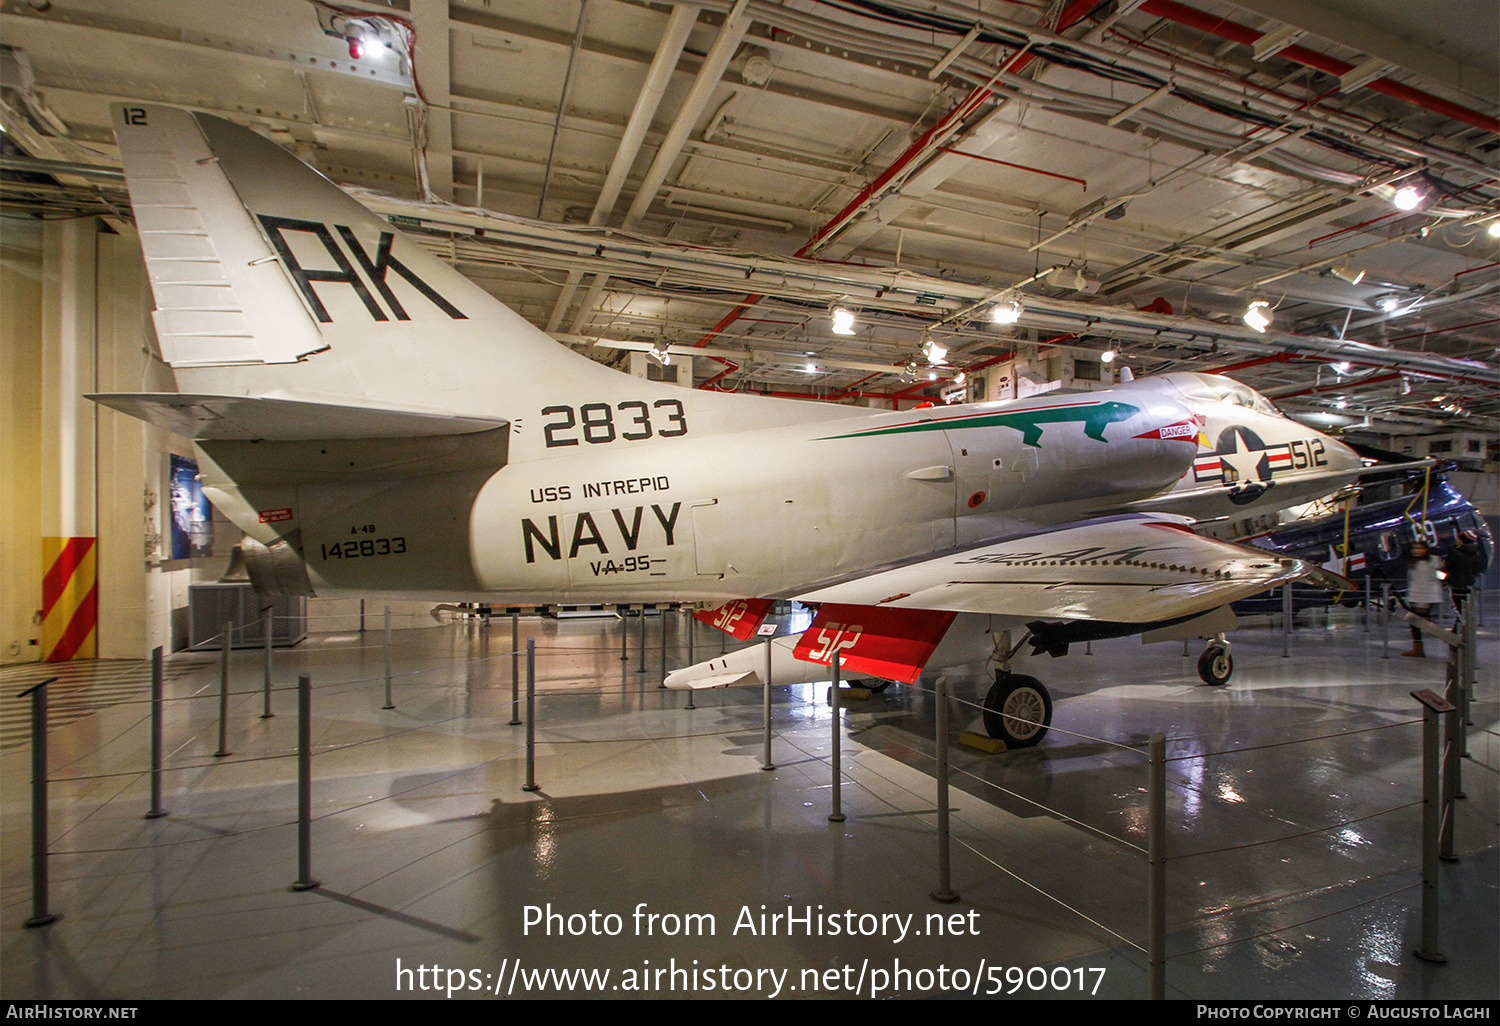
[38,219,99,662]
[41,536,97,662]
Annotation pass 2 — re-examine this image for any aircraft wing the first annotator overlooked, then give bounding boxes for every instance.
[792,514,1311,623]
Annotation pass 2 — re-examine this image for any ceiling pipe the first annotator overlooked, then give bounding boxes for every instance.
[569,0,752,335]
[547,4,698,333]
[1136,0,1500,135]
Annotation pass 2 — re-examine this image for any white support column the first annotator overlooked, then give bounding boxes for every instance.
[39,218,99,661]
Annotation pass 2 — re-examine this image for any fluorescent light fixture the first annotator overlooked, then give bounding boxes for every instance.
[921,339,947,365]
[1393,186,1421,210]
[1330,262,1365,285]
[830,306,856,335]
[1243,300,1272,333]
[990,299,1023,324]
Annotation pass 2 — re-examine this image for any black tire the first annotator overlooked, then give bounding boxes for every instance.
[861,679,892,693]
[1197,645,1233,686]
[982,673,1052,747]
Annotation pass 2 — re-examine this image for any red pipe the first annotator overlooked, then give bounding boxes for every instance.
[1206,353,1295,374]
[1385,317,1500,344]
[1306,211,1400,248]
[937,147,1089,190]
[1273,372,1400,399]
[1138,0,1500,135]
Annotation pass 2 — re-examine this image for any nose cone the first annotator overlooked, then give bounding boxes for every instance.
[1321,433,1363,474]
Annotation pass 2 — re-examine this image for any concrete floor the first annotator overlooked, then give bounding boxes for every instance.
[1,596,1495,1001]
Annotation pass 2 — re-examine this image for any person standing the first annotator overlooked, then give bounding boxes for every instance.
[1403,540,1443,657]
[1444,530,1485,623]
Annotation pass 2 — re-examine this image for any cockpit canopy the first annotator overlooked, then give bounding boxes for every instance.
[1124,372,1286,418]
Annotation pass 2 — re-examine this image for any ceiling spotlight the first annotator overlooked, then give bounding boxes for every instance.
[1373,294,1401,313]
[953,371,966,386]
[1331,361,1352,375]
[927,371,938,381]
[1488,221,1500,238]
[1100,348,1117,363]
[1330,262,1365,285]
[647,341,671,366]
[990,299,1023,324]
[1243,300,1272,333]
[1393,186,1421,211]
[921,339,948,365]
[830,306,856,335]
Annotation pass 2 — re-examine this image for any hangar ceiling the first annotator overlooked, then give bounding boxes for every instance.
[2,0,1497,441]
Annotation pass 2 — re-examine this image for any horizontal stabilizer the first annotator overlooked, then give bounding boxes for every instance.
[89,392,507,441]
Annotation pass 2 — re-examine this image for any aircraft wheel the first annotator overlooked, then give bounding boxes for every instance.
[982,673,1052,748]
[861,679,892,693]
[1197,644,1233,686]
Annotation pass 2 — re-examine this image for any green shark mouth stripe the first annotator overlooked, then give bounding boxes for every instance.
[818,401,1140,447]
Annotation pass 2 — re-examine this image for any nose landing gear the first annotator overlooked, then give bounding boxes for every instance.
[1197,635,1233,686]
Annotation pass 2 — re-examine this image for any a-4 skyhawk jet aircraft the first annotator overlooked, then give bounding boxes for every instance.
[96,105,1365,747]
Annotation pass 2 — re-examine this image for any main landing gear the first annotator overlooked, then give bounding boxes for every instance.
[982,672,1053,748]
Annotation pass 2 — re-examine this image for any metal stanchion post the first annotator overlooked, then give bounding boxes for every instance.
[292,673,319,891]
[1382,584,1391,659]
[638,608,647,673]
[23,678,59,926]
[1444,639,1466,801]
[523,639,539,792]
[829,653,845,823]
[1461,597,1475,733]
[147,649,167,819]
[261,607,274,719]
[1182,638,1189,657]
[761,641,775,771]
[1148,732,1166,999]
[1441,676,1459,861]
[382,605,395,709]
[1281,585,1291,657]
[1364,575,1372,633]
[1412,690,1449,963]
[658,609,668,687]
[215,621,232,757]
[359,599,366,633]
[687,609,695,664]
[510,612,522,725]
[621,607,629,663]
[931,674,958,903]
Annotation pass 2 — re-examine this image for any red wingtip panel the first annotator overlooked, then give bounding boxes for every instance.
[792,604,957,684]
[694,598,774,641]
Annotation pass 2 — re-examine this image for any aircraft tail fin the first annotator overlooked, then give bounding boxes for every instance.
[110,103,627,424]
